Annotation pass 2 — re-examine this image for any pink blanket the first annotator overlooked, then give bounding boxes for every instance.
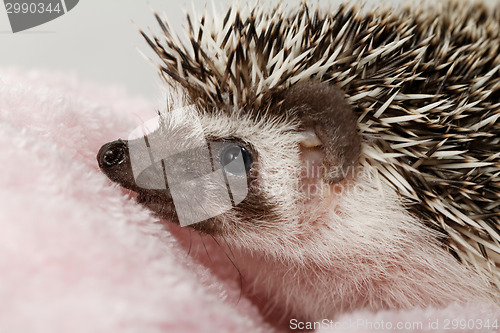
[0,69,497,333]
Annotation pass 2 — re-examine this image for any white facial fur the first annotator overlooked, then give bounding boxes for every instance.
[157,102,495,321]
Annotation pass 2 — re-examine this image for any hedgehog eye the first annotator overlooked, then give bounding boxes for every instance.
[220,145,253,175]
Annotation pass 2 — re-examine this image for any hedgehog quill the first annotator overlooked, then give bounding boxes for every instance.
[97,0,499,321]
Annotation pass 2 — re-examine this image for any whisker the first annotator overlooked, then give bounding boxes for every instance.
[210,234,244,304]
[199,231,212,264]
[187,228,193,256]
[221,233,237,262]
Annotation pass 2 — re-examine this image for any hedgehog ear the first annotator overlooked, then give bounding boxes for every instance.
[297,129,322,148]
[282,81,361,184]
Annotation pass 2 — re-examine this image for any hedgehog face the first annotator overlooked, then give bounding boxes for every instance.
[97,81,361,243]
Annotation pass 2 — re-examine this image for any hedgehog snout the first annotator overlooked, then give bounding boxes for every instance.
[98,140,127,167]
[97,139,139,191]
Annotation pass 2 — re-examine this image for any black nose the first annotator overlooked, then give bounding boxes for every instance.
[97,139,140,191]
[97,140,127,168]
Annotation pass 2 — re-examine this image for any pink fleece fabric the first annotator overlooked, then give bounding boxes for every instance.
[0,69,497,333]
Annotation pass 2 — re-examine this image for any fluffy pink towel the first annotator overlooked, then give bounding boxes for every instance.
[0,69,497,333]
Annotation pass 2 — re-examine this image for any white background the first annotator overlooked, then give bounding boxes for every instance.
[0,0,497,102]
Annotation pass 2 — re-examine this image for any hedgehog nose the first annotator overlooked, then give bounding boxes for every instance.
[97,139,139,191]
[97,140,127,168]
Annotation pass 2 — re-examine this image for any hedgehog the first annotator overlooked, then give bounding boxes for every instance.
[97,0,500,322]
